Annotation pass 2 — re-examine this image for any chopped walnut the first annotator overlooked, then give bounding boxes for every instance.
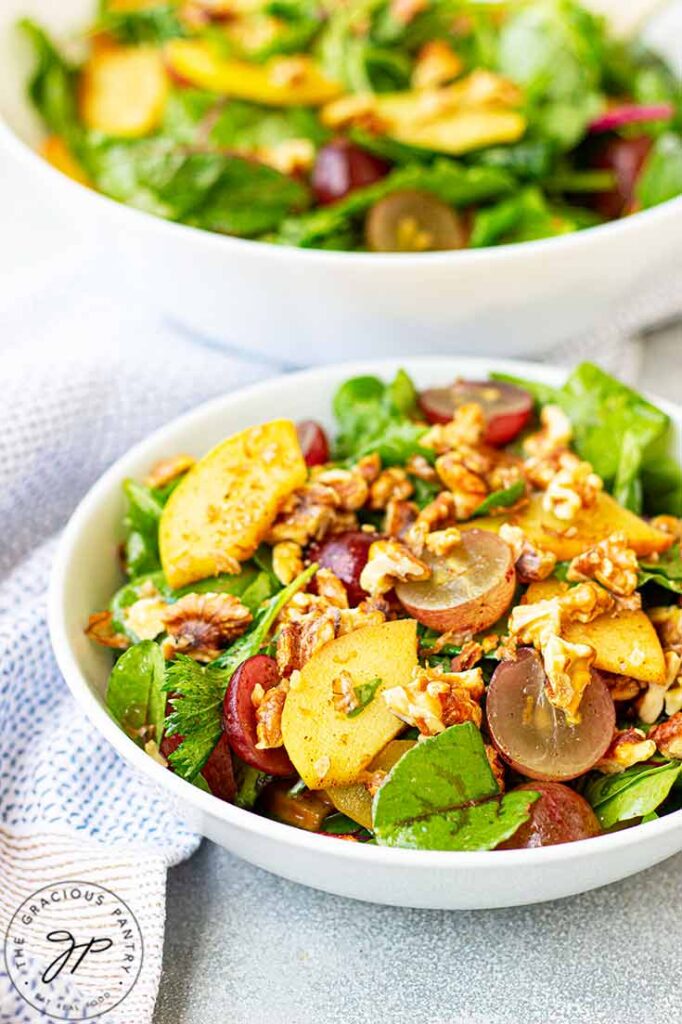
[123,594,168,641]
[595,728,656,774]
[486,744,505,792]
[356,453,382,483]
[317,467,369,511]
[85,610,130,650]
[648,606,682,651]
[314,568,349,609]
[266,482,343,546]
[450,640,484,672]
[508,599,563,649]
[337,599,387,636]
[369,467,413,510]
[542,453,603,521]
[404,491,456,555]
[421,402,486,453]
[567,532,639,596]
[276,608,337,676]
[384,498,419,538]
[542,634,596,723]
[359,538,431,597]
[637,650,682,724]
[144,453,195,489]
[499,523,556,583]
[161,592,252,662]
[412,39,463,89]
[272,541,304,585]
[332,669,359,715]
[253,678,289,750]
[257,137,315,175]
[406,453,438,482]
[559,581,615,623]
[424,527,462,557]
[523,404,573,460]
[435,453,488,520]
[649,712,682,760]
[383,665,484,735]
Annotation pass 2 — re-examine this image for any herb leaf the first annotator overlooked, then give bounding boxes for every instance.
[585,761,682,828]
[106,640,166,746]
[333,370,430,466]
[373,723,538,851]
[347,677,384,718]
[472,479,526,518]
[164,564,316,780]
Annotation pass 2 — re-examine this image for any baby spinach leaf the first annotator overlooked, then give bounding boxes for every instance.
[164,564,316,780]
[333,370,431,466]
[373,723,538,851]
[472,479,526,517]
[20,20,79,141]
[347,677,384,718]
[585,761,682,829]
[639,545,682,595]
[106,640,166,746]
[96,3,185,43]
[470,188,583,248]
[123,479,165,578]
[638,133,682,210]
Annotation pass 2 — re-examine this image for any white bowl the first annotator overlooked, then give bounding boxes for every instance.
[2,1,682,364]
[49,356,682,909]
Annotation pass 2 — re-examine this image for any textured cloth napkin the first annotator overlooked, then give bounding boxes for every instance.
[0,167,679,1020]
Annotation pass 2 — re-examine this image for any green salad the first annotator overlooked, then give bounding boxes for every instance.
[22,0,682,251]
[87,363,682,850]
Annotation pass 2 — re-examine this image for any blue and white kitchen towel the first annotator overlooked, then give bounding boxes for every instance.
[0,197,675,1022]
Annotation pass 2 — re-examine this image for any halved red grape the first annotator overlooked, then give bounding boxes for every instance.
[365,190,466,252]
[487,649,615,781]
[497,781,601,849]
[588,135,653,219]
[308,529,375,606]
[396,528,515,633]
[297,419,330,467]
[223,654,294,776]
[419,379,533,446]
[312,139,389,206]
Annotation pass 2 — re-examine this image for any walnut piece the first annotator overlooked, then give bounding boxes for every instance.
[161,592,252,662]
[332,669,359,715]
[424,527,462,557]
[404,491,456,556]
[523,404,573,460]
[384,498,419,539]
[382,665,483,736]
[315,568,349,610]
[434,453,488,520]
[272,541,304,585]
[359,538,430,597]
[595,728,656,774]
[85,610,130,650]
[412,39,463,89]
[541,634,596,723]
[253,678,289,750]
[542,453,603,521]
[499,523,556,583]
[422,402,486,453]
[144,453,195,489]
[123,594,169,641]
[369,467,413,510]
[637,650,682,724]
[649,712,682,760]
[567,532,639,596]
[316,467,369,511]
[266,482,343,546]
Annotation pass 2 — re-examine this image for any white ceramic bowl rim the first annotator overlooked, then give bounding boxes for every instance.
[2,97,682,269]
[48,356,682,872]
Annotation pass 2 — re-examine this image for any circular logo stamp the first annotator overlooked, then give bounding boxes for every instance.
[4,881,143,1020]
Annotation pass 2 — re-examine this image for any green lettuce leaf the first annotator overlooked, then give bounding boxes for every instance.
[332,369,430,466]
[96,2,185,43]
[472,479,526,517]
[106,640,166,746]
[585,761,682,829]
[373,723,538,851]
[164,564,316,780]
[639,545,682,595]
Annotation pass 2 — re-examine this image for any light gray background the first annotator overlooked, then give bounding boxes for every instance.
[155,329,682,1024]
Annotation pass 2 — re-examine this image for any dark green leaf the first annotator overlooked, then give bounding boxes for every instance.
[97,3,185,43]
[106,640,166,746]
[585,761,682,829]
[332,370,431,466]
[123,479,165,577]
[233,758,271,809]
[638,133,682,210]
[373,722,538,851]
[20,20,79,141]
[472,479,526,517]
[347,677,384,718]
[639,545,682,595]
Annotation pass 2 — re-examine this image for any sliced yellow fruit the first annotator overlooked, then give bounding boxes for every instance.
[164,39,342,106]
[40,136,91,187]
[80,46,168,138]
[525,579,666,685]
[389,108,526,155]
[463,492,672,560]
[159,419,306,590]
[281,620,418,790]
[326,739,416,829]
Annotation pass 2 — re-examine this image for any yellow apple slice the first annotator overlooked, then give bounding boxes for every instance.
[281,620,418,789]
[159,419,306,589]
[80,46,168,138]
[326,739,416,829]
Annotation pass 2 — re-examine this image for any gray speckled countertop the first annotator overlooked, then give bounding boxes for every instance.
[154,327,682,1024]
